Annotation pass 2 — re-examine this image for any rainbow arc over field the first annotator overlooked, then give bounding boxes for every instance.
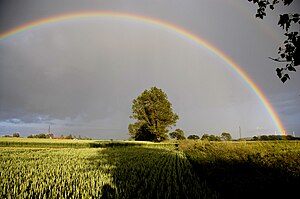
[0,11,287,135]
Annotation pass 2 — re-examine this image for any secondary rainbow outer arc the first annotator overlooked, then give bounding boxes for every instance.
[0,11,287,135]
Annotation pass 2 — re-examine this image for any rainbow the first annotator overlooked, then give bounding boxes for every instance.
[0,11,286,135]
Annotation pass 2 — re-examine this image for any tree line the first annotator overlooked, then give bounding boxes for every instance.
[1,133,92,140]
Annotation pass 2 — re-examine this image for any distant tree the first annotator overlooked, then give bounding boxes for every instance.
[201,134,222,141]
[252,136,259,141]
[187,135,200,140]
[3,135,11,137]
[285,135,299,140]
[37,133,46,138]
[169,129,186,140]
[248,0,299,82]
[129,87,179,142]
[268,135,278,140]
[46,134,54,139]
[27,133,46,138]
[12,133,20,138]
[65,134,73,139]
[221,132,232,141]
[208,135,221,141]
[260,135,269,140]
[201,134,210,140]
[39,134,44,138]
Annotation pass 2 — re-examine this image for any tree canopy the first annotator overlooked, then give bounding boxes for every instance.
[169,129,186,140]
[201,134,221,141]
[221,132,232,141]
[187,135,200,140]
[248,0,299,82]
[128,87,179,142]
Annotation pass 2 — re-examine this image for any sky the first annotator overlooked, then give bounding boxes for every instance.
[0,0,299,139]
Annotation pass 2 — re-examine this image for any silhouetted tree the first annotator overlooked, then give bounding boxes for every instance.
[248,0,299,82]
[129,87,179,142]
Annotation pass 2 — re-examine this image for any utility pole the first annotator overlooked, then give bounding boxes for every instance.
[48,125,50,134]
[239,126,241,140]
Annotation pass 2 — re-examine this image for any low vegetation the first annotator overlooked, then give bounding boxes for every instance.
[0,138,299,198]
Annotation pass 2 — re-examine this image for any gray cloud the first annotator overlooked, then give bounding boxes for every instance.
[1,0,299,138]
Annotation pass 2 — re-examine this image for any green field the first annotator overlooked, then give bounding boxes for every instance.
[1,138,299,198]
[181,140,300,198]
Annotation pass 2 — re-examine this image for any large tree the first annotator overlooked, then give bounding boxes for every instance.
[248,0,299,82]
[129,87,179,142]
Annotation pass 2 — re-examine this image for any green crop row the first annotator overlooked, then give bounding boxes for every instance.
[92,147,217,199]
[0,146,217,199]
[0,148,113,198]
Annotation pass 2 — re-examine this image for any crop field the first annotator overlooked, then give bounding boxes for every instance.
[0,139,216,199]
[0,138,299,199]
[181,140,300,198]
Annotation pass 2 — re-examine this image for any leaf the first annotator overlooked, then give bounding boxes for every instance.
[284,73,290,79]
[292,17,299,23]
[294,53,300,66]
[287,65,296,71]
[281,76,287,83]
[278,14,291,31]
[276,68,283,78]
[256,13,263,19]
[293,13,299,18]
[286,55,293,61]
[283,0,293,5]
[281,74,290,83]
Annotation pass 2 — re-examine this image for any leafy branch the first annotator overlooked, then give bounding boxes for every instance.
[248,0,299,82]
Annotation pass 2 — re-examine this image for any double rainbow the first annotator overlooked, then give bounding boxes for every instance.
[0,11,286,135]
